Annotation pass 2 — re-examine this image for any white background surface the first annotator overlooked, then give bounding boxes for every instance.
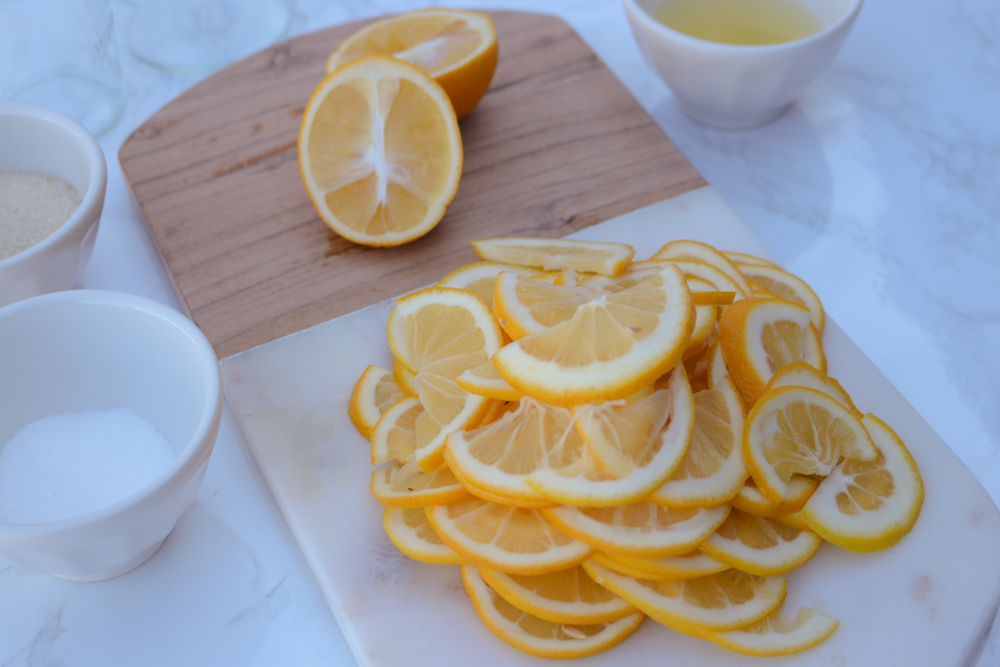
[2,0,999,665]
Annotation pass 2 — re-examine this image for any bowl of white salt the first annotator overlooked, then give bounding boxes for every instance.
[0,101,106,309]
[0,290,222,581]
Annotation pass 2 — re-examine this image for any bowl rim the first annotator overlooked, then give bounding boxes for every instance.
[0,101,107,269]
[622,0,865,53]
[0,289,223,536]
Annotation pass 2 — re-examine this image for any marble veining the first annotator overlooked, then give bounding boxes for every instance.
[1,0,998,665]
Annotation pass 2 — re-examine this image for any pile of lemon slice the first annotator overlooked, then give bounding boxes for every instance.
[349,236,924,659]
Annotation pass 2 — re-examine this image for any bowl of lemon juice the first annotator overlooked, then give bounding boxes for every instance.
[623,0,863,129]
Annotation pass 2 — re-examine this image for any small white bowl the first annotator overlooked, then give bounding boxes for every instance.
[0,101,107,308]
[623,0,863,129]
[0,290,222,581]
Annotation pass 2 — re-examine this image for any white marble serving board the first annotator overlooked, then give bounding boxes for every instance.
[221,186,1000,667]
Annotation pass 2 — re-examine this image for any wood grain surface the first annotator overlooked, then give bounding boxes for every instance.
[119,11,705,359]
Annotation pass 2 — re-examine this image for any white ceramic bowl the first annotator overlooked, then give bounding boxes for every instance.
[0,101,107,308]
[0,290,222,581]
[623,0,863,129]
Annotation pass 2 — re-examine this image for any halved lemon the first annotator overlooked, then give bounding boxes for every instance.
[802,413,924,553]
[701,606,839,656]
[582,560,787,635]
[493,262,695,406]
[719,297,826,407]
[387,287,503,469]
[299,55,462,247]
[326,8,499,119]
[744,386,877,503]
[426,498,593,574]
[462,564,644,659]
[349,364,406,439]
[477,564,638,624]
[383,506,464,564]
[472,237,636,276]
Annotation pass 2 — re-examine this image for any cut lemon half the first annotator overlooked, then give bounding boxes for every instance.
[719,297,826,407]
[349,364,406,439]
[456,358,523,401]
[699,507,823,577]
[802,413,924,553]
[370,397,422,464]
[387,287,503,469]
[383,506,464,564]
[582,561,787,635]
[736,263,824,334]
[651,239,753,296]
[650,377,747,508]
[437,260,537,309]
[701,606,839,656]
[462,564,644,659]
[744,386,877,503]
[426,498,593,574]
[590,549,730,581]
[494,262,695,406]
[299,55,462,247]
[371,459,471,507]
[477,564,638,624]
[526,364,695,507]
[472,237,636,276]
[542,502,730,559]
[326,8,498,119]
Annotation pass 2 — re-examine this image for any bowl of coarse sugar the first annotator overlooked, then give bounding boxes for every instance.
[0,290,222,581]
[0,101,106,308]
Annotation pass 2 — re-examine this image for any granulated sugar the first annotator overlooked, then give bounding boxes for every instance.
[0,171,81,261]
[0,408,175,524]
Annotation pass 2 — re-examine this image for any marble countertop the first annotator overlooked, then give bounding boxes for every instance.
[2,0,998,665]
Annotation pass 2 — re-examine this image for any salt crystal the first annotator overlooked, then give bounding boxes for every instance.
[0,408,175,524]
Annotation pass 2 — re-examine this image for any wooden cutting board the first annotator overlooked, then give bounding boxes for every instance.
[118,10,705,359]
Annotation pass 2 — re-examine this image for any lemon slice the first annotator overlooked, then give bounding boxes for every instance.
[582,560,787,635]
[370,397,422,464]
[436,260,537,309]
[723,251,778,268]
[370,460,471,507]
[444,448,557,509]
[493,271,604,340]
[701,606,839,656]
[744,386,877,503]
[326,8,499,119]
[426,498,593,574]
[461,564,645,659]
[731,476,818,517]
[650,376,747,508]
[494,262,695,406]
[477,564,638,624]
[472,237,636,276]
[456,358,524,401]
[651,239,753,296]
[699,507,823,576]
[299,55,463,247]
[526,364,696,506]
[736,263,824,334]
[392,356,419,398]
[541,502,730,559]
[764,360,862,418]
[719,297,826,407]
[633,258,748,302]
[802,413,924,553]
[383,506,464,564]
[589,549,730,581]
[387,287,503,469]
[349,364,407,439]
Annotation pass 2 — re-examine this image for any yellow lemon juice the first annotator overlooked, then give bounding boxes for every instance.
[653,0,823,45]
